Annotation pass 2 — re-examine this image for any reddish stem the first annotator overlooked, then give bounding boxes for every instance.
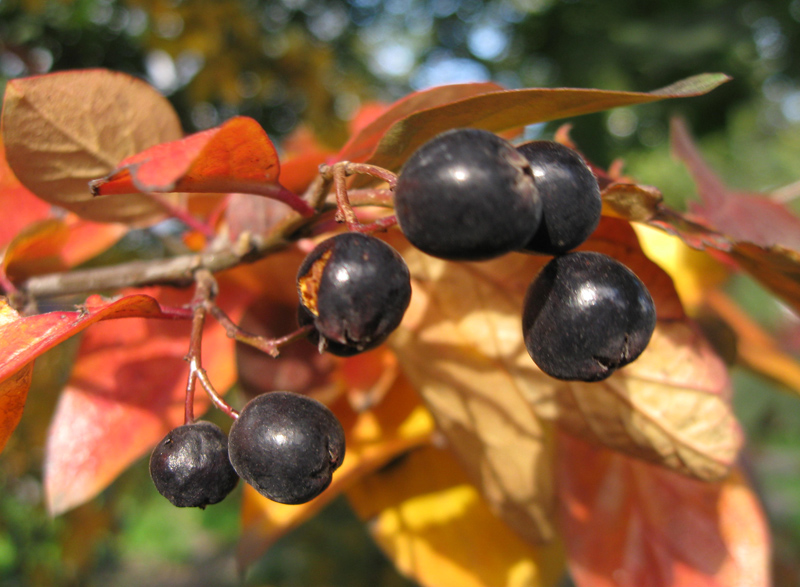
[207,302,313,357]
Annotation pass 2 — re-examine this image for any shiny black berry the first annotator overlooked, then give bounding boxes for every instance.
[297,232,411,356]
[149,421,239,508]
[522,251,656,382]
[516,140,602,255]
[228,391,345,505]
[394,128,541,261]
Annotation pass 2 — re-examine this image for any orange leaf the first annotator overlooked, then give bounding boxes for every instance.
[0,300,34,453]
[557,432,770,587]
[0,138,52,247]
[339,74,730,174]
[0,292,191,387]
[42,285,245,514]
[91,116,280,196]
[347,445,566,587]
[238,372,434,569]
[1,69,183,225]
[2,217,126,281]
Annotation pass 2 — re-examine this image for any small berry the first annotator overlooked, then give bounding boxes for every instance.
[516,140,602,255]
[228,391,345,505]
[394,128,541,261]
[522,251,656,382]
[297,232,411,356]
[149,421,239,508]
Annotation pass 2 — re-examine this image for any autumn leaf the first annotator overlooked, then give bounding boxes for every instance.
[42,285,243,514]
[1,69,183,225]
[0,138,52,247]
[0,292,191,387]
[672,117,800,251]
[238,373,434,569]
[557,432,770,587]
[0,300,34,453]
[348,445,566,587]
[390,217,741,547]
[2,217,126,282]
[341,73,730,174]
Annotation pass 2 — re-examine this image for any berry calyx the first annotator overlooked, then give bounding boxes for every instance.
[394,128,541,261]
[522,251,656,382]
[227,391,345,505]
[149,421,239,508]
[297,232,412,356]
[516,140,602,255]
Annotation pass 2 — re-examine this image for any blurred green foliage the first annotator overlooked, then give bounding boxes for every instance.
[2,0,800,585]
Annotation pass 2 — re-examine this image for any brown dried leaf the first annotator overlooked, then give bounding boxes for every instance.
[1,69,183,225]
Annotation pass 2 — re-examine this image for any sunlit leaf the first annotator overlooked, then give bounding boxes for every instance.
[0,300,34,453]
[42,285,244,514]
[238,374,434,569]
[342,74,730,174]
[0,292,191,387]
[557,432,770,587]
[1,69,183,225]
[391,217,740,546]
[90,116,280,197]
[348,445,566,587]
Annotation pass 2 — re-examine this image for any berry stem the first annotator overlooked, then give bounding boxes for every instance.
[321,161,398,234]
[206,302,314,357]
[344,162,398,188]
[184,270,240,422]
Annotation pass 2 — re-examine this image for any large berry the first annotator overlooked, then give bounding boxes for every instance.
[297,232,411,356]
[516,140,602,255]
[228,391,345,504]
[522,251,656,382]
[394,128,541,261]
[149,421,239,508]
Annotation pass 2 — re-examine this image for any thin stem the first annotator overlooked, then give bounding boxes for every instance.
[207,302,313,357]
[344,162,398,188]
[184,270,239,422]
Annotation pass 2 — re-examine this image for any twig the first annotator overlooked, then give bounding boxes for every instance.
[185,269,239,422]
[207,302,314,357]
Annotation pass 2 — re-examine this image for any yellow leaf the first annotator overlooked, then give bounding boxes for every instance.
[348,445,566,587]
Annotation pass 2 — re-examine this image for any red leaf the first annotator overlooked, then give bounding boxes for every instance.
[42,283,248,514]
[557,432,770,587]
[0,293,191,387]
[90,116,281,196]
[672,117,800,250]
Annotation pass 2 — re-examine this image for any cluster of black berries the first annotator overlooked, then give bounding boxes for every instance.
[394,128,657,382]
[150,391,345,508]
[149,127,657,510]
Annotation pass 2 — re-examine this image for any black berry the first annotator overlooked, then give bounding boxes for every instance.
[149,421,239,508]
[394,128,541,261]
[516,140,602,255]
[297,232,411,356]
[228,391,345,505]
[522,251,656,382]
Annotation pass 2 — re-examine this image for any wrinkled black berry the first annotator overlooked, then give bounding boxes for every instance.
[516,140,602,255]
[228,391,345,505]
[522,251,656,382]
[297,232,411,356]
[394,128,541,261]
[149,421,239,508]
